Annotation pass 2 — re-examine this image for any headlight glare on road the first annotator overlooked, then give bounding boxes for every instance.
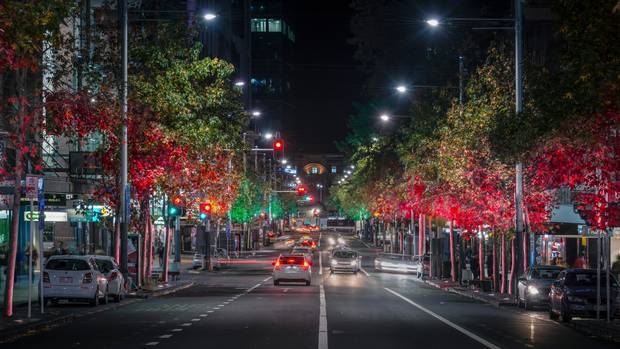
[527,285,539,295]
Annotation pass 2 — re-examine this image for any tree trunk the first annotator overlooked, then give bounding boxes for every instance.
[141,201,148,284]
[501,234,506,294]
[509,238,515,295]
[4,163,22,317]
[492,234,497,292]
[479,226,484,281]
[146,201,153,278]
[449,220,456,282]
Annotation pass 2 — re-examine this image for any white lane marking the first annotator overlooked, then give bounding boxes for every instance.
[384,287,501,349]
[359,257,370,276]
[145,342,159,346]
[159,335,173,339]
[200,314,208,317]
[171,329,182,332]
[207,310,214,313]
[246,282,262,293]
[263,277,272,282]
[318,284,328,349]
[319,247,323,275]
[181,323,193,327]
[191,318,201,322]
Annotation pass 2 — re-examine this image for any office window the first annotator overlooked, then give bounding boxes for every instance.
[331,166,337,174]
[268,19,282,32]
[251,18,266,32]
[311,167,318,174]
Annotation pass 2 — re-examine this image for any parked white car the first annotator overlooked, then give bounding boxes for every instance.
[43,255,109,306]
[92,255,126,302]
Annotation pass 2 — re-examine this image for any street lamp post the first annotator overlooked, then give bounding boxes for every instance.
[426,0,525,291]
[118,0,129,276]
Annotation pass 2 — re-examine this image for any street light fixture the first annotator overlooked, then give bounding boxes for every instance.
[380,114,390,122]
[204,13,217,21]
[251,111,262,117]
[264,132,273,140]
[281,159,288,165]
[426,18,440,27]
[234,81,245,87]
[396,85,408,94]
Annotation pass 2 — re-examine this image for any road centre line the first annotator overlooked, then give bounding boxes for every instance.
[318,284,328,349]
[384,287,501,349]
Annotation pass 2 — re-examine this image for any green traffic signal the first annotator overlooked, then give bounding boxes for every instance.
[168,205,179,216]
[199,212,208,221]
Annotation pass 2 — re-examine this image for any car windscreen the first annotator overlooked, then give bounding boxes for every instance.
[565,273,619,287]
[333,251,356,259]
[293,248,310,253]
[280,256,305,265]
[95,259,115,273]
[532,269,561,280]
[46,259,91,271]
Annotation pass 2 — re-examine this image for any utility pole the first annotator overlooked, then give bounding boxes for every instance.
[118,0,129,276]
[513,0,524,293]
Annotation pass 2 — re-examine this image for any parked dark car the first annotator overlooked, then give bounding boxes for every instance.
[517,265,564,309]
[549,269,619,322]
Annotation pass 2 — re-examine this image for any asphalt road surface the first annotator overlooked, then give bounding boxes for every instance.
[3,231,617,349]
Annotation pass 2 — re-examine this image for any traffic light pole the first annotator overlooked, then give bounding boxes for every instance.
[174,216,181,263]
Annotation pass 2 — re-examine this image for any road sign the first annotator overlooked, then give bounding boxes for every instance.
[25,175,39,199]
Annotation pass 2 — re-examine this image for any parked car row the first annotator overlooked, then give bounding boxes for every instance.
[43,255,126,306]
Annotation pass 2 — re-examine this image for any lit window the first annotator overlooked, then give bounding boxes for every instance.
[251,18,266,32]
[331,166,337,174]
[311,167,318,174]
[268,19,282,32]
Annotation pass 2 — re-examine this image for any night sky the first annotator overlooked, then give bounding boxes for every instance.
[286,1,363,154]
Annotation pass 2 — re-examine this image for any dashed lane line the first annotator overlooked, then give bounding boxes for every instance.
[145,342,159,346]
[318,284,328,349]
[159,335,173,339]
[384,287,501,349]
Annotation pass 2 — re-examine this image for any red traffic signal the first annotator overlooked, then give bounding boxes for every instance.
[199,202,212,214]
[296,185,306,196]
[273,139,284,151]
[259,212,267,219]
[172,195,183,206]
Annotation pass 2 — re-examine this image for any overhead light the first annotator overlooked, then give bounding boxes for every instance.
[426,18,440,27]
[252,111,262,117]
[204,13,217,21]
[380,114,390,122]
[234,81,245,87]
[396,85,407,94]
[281,159,288,164]
[264,132,273,140]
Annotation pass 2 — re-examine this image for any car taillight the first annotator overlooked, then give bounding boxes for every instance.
[109,271,118,280]
[303,260,310,270]
[274,259,281,269]
[43,272,50,283]
[311,241,316,247]
[82,272,93,284]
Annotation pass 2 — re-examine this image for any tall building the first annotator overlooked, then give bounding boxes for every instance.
[249,0,296,133]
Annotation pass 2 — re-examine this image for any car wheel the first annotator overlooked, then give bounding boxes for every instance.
[523,295,531,311]
[273,280,280,286]
[90,289,99,307]
[353,270,358,275]
[561,303,572,323]
[101,287,109,305]
[549,307,559,320]
[305,280,311,286]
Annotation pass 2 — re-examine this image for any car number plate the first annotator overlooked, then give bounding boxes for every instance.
[60,277,73,283]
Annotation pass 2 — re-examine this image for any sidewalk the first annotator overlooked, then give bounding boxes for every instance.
[0,279,194,343]
[424,278,516,307]
[422,277,620,342]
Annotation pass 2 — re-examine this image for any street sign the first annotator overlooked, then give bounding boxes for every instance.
[25,175,39,199]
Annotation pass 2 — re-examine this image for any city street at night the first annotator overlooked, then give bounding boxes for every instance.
[1,1,619,348]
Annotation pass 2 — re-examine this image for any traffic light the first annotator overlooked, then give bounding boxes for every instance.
[296,185,306,196]
[199,202,212,214]
[199,212,208,221]
[168,195,184,217]
[273,139,284,152]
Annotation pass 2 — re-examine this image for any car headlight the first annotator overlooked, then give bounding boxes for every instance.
[331,260,337,266]
[337,238,345,244]
[328,237,335,245]
[527,285,540,295]
[350,260,356,266]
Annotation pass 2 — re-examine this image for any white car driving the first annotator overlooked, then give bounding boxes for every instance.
[43,255,109,306]
[273,255,312,286]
